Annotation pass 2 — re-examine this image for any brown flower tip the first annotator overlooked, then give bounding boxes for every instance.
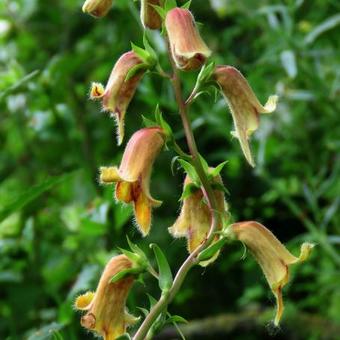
[166,8,211,71]
[82,0,113,18]
[90,51,145,145]
[141,0,162,30]
[100,127,165,235]
[214,66,278,167]
[75,255,138,340]
[227,221,314,325]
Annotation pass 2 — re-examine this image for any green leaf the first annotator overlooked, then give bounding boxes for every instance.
[125,63,148,81]
[147,293,158,308]
[165,0,177,12]
[154,106,173,138]
[142,115,158,128]
[0,171,78,224]
[110,267,141,283]
[180,182,200,200]
[115,334,131,340]
[197,238,227,262]
[167,315,188,324]
[198,154,209,173]
[119,248,142,264]
[150,244,173,292]
[181,1,192,9]
[151,5,166,20]
[28,322,64,340]
[177,159,199,184]
[209,161,228,178]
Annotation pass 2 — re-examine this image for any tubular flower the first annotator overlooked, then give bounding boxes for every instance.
[90,51,145,145]
[226,221,314,326]
[169,172,226,262]
[214,66,278,167]
[74,255,138,340]
[82,0,113,18]
[165,8,211,71]
[141,0,162,30]
[100,127,165,236]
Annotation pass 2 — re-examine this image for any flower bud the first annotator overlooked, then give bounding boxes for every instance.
[141,0,162,30]
[100,127,165,235]
[214,66,278,167]
[169,172,226,263]
[75,255,138,340]
[165,8,211,71]
[90,51,145,145]
[227,221,314,325]
[82,0,113,18]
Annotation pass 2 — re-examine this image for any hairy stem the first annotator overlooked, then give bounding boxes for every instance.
[133,44,221,340]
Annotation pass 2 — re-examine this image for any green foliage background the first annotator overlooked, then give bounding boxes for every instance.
[0,0,339,339]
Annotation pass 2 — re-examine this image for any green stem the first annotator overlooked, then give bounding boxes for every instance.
[133,42,220,340]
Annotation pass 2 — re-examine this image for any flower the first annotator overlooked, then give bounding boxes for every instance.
[214,66,278,167]
[90,51,145,145]
[169,171,226,264]
[140,0,162,30]
[226,221,314,325]
[100,127,165,235]
[165,8,211,71]
[82,0,113,18]
[74,255,138,340]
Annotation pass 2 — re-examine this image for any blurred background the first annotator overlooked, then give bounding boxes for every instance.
[0,0,339,339]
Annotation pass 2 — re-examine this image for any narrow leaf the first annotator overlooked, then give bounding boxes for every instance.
[197,238,227,262]
[150,244,173,292]
[0,171,78,224]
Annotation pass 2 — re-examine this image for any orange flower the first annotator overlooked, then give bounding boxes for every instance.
[214,66,278,167]
[169,172,226,263]
[165,8,211,71]
[227,221,314,325]
[75,255,138,340]
[82,0,113,18]
[90,51,145,145]
[100,127,165,235]
[141,0,162,30]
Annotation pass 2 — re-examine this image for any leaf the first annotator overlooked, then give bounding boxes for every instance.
[180,182,200,200]
[110,267,141,283]
[0,171,78,224]
[177,159,199,184]
[115,334,131,340]
[142,115,158,128]
[125,63,148,81]
[209,161,228,178]
[167,315,188,324]
[165,0,178,12]
[28,322,63,340]
[150,244,173,292]
[280,50,297,79]
[304,14,340,45]
[181,1,192,10]
[197,238,227,262]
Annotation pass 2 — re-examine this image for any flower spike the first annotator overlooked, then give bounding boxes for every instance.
[227,221,314,325]
[214,66,278,167]
[100,127,165,235]
[90,51,145,145]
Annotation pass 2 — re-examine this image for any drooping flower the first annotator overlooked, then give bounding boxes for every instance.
[82,0,113,18]
[169,171,226,263]
[226,221,314,325]
[74,255,138,340]
[90,51,145,145]
[100,127,165,235]
[214,66,278,167]
[165,8,211,71]
[140,0,162,30]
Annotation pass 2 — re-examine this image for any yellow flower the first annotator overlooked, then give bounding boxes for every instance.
[141,0,162,30]
[169,172,226,264]
[214,66,278,167]
[90,51,145,145]
[75,255,138,340]
[165,8,211,71]
[227,221,314,325]
[100,127,165,236]
[82,0,113,18]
